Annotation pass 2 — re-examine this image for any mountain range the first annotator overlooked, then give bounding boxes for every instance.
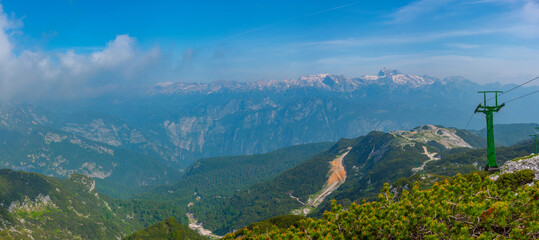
[0,69,537,197]
[24,68,539,169]
[0,123,537,238]
[0,68,538,238]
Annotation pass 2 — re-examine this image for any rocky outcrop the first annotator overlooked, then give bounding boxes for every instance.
[491,154,539,181]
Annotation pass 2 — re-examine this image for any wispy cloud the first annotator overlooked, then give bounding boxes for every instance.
[223,1,361,41]
[308,28,499,48]
[509,0,539,38]
[446,43,481,49]
[390,0,454,23]
[309,0,539,50]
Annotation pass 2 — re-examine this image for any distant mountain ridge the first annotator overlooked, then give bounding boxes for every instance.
[7,68,539,168]
[153,68,440,94]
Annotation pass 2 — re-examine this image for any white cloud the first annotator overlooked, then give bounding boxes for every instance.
[307,29,498,48]
[90,35,135,66]
[446,43,481,49]
[521,0,539,24]
[0,4,12,62]
[509,0,539,38]
[391,0,454,23]
[0,4,165,101]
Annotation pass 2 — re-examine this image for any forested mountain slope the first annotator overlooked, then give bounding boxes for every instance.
[0,170,187,239]
[190,125,479,234]
[146,142,333,201]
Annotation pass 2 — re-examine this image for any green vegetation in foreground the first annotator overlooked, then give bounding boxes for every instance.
[225,170,539,239]
[124,218,204,240]
[228,215,307,238]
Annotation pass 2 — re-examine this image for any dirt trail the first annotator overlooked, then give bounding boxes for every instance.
[289,192,306,205]
[309,147,352,207]
[186,209,222,239]
[411,146,440,173]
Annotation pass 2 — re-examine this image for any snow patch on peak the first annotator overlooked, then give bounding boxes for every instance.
[299,73,331,81]
[151,69,440,95]
[156,81,175,88]
[361,69,436,87]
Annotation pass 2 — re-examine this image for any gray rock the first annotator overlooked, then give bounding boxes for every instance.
[490,155,539,181]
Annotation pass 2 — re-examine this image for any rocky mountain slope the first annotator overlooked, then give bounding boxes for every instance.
[491,154,539,180]
[0,105,179,197]
[30,69,539,167]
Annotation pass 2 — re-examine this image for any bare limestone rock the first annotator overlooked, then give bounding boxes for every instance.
[490,154,539,181]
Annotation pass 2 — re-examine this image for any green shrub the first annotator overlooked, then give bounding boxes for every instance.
[224,171,539,239]
[231,215,307,238]
[495,169,535,190]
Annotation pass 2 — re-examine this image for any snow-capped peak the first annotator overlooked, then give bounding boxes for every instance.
[152,69,441,95]
[360,68,436,87]
[378,67,402,77]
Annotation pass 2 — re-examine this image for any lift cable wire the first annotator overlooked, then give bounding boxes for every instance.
[464,112,475,130]
[462,113,484,148]
[504,89,539,104]
[487,75,539,101]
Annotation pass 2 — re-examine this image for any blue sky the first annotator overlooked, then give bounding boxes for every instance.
[0,0,538,98]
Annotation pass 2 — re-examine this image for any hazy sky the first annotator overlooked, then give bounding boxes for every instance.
[0,0,538,99]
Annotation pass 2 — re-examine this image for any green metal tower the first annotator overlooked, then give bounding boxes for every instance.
[530,134,538,154]
[474,91,505,172]
[532,127,539,155]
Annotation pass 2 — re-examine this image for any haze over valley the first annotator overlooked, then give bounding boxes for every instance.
[1,1,539,239]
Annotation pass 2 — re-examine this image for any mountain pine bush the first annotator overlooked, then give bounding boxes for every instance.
[225,170,539,239]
